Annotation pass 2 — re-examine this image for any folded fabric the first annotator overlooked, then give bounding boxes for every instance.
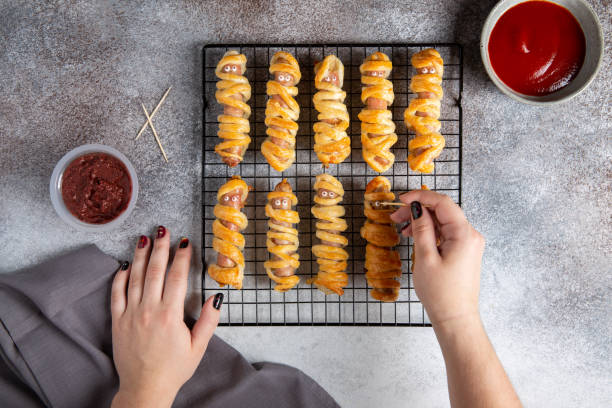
[0,244,338,408]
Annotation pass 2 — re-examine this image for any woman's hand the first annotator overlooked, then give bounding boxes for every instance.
[390,191,485,328]
[392,192,522,407]
[110,227,223,408]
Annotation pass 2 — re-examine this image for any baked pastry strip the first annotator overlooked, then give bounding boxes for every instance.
[265,179,300,291]
[308,174,349,295]
[207,176,250,289]
[262,52,301,172]
[404,49,445,173]
[215,51,252,167]
[359,52,397,173]
[360,176,402,302]
[313,55,351,167]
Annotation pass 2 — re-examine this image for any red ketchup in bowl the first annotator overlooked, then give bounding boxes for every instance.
[488,1,586,96]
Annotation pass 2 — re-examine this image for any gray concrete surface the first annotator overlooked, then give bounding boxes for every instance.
[1,1,610,406]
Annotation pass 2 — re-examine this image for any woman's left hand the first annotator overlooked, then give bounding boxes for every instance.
[110,226,222,408]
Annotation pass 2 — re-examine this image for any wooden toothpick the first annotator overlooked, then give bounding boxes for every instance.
[141,103,168,163]
[135,87,172,140]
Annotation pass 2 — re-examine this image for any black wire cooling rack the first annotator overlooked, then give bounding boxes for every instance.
[201,43,462,326]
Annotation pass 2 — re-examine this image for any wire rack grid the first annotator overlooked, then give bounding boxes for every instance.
[202,43,462,326]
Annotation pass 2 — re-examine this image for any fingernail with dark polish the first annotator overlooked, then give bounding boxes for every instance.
[179,238,189,248]
[138,235,148,248]
[120,261,130,271]
[157,225,166,238]
[213,293,224,310]
[411,201,423,220]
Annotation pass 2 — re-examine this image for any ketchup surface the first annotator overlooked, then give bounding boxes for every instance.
[61,152,132,224]
[488,1,585,96]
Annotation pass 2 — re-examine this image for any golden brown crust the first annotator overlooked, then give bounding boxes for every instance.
[360,176,401,302]
[207,176,250,289]
[403,49,445,173]
[262,52,301,172]
[313,56,350,167]
[265,179,300,292]
[308,174,349,295]
[359,52,397,173]
[215,51,251,167]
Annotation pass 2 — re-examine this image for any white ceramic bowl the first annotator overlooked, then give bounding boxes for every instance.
[481,0,604,105]
[50,144,139,232]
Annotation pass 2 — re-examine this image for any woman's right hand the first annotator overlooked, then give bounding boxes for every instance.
[390,190,485,328]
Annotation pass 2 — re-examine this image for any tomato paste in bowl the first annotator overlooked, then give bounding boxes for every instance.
[50,144,139,232]
[481,0,603,105]
[61,152,132,224]
[488,1,585,96]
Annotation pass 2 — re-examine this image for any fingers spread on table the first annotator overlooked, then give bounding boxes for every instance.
[111,262,130,318]
[142,226,171,305]
[128,235,151,306]
[163,238,191,311]
[191,294,222,355]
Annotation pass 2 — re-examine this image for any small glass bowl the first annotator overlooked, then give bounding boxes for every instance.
[49,144,139,232]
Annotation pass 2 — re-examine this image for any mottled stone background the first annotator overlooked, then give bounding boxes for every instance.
[0,1,610,407]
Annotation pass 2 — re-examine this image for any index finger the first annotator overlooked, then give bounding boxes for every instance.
[396,190,468,239]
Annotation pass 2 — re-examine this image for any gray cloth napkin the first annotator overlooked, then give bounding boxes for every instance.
[0,245,338,408]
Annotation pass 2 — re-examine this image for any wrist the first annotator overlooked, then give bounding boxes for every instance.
[432,312,482,337]
[112,386,177,408]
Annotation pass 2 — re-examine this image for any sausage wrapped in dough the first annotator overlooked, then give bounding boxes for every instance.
[265,179,300,291]
[207,176,250,289]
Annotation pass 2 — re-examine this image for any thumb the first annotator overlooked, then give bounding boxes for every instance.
[192,293,222,353]
[410,201,440,265]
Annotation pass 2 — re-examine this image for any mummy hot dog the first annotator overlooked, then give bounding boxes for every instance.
[262,52,301,172]
[215,51,252,167]
[264,179,300,291]
[404,48,445,173]
[313,55,351,167]
[359,52,397,173]
[308,174,349,295]
[360,176,401,302]
[207,176,250,289]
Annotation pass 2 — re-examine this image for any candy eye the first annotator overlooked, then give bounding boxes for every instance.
[324,76,329,82]
[331,74,337,81]
[231,65,237,72]
[321,190,328,197]
[223,66,230,72]
[430,67,435,74]
[223,195,230,201]
[231,195,238,202]
[278,74,284,81]
[274,199,281,206]
[282,199,288,206]
[373,201,381,208]
[328,191,335,198]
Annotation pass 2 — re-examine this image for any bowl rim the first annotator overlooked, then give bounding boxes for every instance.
[480,0,604,106]
[49,144,139,233]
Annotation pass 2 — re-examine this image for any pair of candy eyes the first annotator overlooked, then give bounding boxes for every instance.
[273,199,289,206]
[277,73,293,82]
[323,74,338,82]
[222,65,239,73]
[223,195,240,202]
[320,191,336,198]
[419,67,437,74]
[368,71,386,77]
